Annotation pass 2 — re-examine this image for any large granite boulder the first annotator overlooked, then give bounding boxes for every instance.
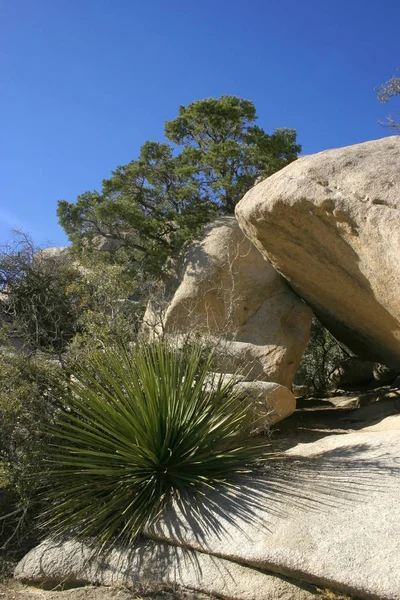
[142,217,311,389]
[14,538,319,600]
[236,136,400,368]
[146,428,400,600]
[229,379,296,428]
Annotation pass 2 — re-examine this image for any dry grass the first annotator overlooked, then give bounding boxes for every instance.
[316,588,353,600]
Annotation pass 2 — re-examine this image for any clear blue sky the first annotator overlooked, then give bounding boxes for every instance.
[1,0,399,247]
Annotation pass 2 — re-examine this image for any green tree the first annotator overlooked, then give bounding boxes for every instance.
[58,141,215,282]
[57,96,300,280]
[165,95,301,214]
[376,68,400,131]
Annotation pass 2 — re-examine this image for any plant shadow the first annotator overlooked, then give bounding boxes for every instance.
[146,441,400,547]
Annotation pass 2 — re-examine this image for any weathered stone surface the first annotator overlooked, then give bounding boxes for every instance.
[14,538,318,600]
[37,247,70,260]
[393,375,400,388]
[0,585,141,600]
[146,429,400,600]
[210,340,307,386]
[91,235,124,253]
[214,376,296,428]
[362,413,400,431]
[143,217,311,388]
[236,136,400,368]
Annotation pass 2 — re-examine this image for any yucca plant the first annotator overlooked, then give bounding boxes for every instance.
[41,343,275,546]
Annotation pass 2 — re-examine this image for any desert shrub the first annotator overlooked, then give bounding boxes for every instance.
[65,259,144,358]
[296,317,348,396]
[0,232,145,364]
[0,233,84,357]
[0,349,67,557]
[42,343,276,546]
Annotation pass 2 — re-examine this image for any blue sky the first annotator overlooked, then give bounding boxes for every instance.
[1,0,399,247]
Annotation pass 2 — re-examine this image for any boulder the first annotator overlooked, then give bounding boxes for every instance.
[91,235,124,253]
[142,217,311,388]
[361,413,400,431]
[233,380,296,428]
[14,538,318,600]
[210,340,308,386]
[334,357,375,388]
[392,375,400,388]
[36,246,70,260]
[207,374,296,429]
[146,429,400,600]
[236,136,400,368]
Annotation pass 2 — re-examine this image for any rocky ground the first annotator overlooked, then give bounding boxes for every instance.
[273,380,400,449]
[0,580,215,600]
[0,580,353,600]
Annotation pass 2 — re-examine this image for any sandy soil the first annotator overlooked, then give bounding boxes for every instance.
[0,581,209,600]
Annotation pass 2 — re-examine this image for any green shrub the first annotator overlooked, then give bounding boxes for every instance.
[42,343,275,546]
[65,259,144,357]
[296,317,348,396]
[0,233,83,356]
[1,232,145,362]
[0,350,67,557]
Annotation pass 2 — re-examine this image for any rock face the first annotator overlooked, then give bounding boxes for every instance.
[14,538,318,600]
[235,136,400,368]
[334,357,376,388]
[143,217,311,389]
[146,428,400,600]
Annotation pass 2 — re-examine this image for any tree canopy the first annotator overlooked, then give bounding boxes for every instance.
[58,95,301,280]
[165,96,300,213]
[58,141,214,281]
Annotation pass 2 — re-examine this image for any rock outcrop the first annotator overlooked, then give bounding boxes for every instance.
[236,136,400,368]
[143,217,311,390]
[229,379,296,428]
[334,357,376,388]
[14,538,319,600]
[36,246,70,260]
[145,428,400,600]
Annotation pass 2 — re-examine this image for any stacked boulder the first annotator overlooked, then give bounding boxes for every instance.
[236,136,400,370]
[143,217,312,426]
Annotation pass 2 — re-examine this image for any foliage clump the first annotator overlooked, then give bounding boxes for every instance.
[296,318,348,396]
[0,232,144,361]
[42,343,274,546]
[376,67,400,131]
[0,350,67,558]
[0,234,83,357]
